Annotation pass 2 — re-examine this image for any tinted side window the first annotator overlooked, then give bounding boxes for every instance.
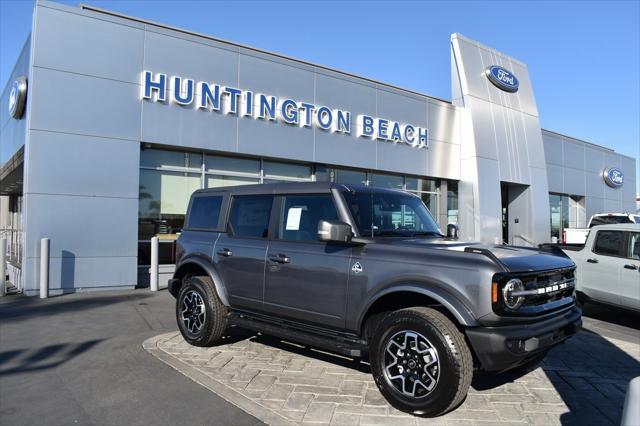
[593,231,624,256]
[278,195,339,241]
[628,232,640,260]
[229,195,273,238]
[187,196,223,229]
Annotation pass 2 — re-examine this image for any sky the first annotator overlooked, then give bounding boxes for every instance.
[1,0,639,189]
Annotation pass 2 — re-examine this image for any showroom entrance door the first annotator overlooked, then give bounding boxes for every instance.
[500,182,531,245]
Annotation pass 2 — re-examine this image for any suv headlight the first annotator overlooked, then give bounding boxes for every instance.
[502,279,525,310]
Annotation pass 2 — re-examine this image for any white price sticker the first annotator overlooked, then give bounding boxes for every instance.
[285,207,303,230]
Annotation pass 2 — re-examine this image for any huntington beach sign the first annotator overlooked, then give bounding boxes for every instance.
[141,71,428,148]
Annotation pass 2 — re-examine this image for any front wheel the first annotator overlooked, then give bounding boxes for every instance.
[369,307,473,417]
[176,276,227,347]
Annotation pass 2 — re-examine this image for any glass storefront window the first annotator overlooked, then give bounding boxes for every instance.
[447,181,458,225]
[369,173,404,190]
[139,169,201,244]
[5,195,23,265]
[419,192,438,216]
[206,155,260,175]
[263,161,312,181]
[207,175,260,188]
[334,169,367,185]
[405,177,437,192]
[549,193,569,241]
[140,148,201,170]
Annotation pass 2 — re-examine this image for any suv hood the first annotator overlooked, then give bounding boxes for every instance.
[390,238,575,273]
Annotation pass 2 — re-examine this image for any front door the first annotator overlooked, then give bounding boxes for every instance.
[214,195,274,312]
[581,229,625,305]
[263,194,351,329]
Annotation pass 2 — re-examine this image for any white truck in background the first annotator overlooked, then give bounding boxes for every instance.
[563,224,640,312]
[562,213,640,245]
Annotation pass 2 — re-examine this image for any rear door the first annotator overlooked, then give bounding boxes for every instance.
[263,193,351,329]
[214,194,274,312]
[581,230,626,304]
[619,231,640,310]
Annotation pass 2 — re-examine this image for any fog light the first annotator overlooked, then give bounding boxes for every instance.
[503,279,525,310]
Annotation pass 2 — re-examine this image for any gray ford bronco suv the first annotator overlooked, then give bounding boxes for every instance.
[169,182,581,416]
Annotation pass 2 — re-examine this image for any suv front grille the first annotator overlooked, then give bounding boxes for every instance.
[521,268,575,307]
[492,267,576,316]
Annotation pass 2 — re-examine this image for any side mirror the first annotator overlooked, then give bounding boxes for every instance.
[447,224,459,240]
[317,220,354,243]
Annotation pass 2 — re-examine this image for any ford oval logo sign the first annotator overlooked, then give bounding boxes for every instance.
[485,66,519,93]
[603,167,624,188]
[8,76,28,119]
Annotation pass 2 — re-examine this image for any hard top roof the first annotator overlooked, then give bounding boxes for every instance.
[193,181,407,196]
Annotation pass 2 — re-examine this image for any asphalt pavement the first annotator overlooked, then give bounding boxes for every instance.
[0,290,262,426]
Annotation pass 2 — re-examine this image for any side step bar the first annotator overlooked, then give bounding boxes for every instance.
[227,312,367,358]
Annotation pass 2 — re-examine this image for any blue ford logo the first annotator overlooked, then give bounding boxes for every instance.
[8,76,27,119]
[485,66,519,93]
[603,167,624,188]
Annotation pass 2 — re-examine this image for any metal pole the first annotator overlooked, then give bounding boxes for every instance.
[0,238,6,297]
[150,236,159,292]
[40,238,49,299]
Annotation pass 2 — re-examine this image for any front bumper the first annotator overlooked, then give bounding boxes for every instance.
[465,306,582,372]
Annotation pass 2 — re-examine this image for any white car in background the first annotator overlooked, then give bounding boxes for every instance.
[563,224,640,312]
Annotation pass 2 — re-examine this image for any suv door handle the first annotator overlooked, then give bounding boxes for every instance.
[623,264,638,270]
[586,258,598,264]
[217,248,233,257]
[268,254,290,264]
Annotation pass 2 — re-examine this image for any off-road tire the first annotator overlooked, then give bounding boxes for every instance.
[176,275,227,347]
[370,307,473,417]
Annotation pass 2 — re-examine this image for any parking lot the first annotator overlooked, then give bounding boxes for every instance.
[1,291,638,426]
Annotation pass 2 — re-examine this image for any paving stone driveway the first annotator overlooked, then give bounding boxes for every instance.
[144,326,639,425]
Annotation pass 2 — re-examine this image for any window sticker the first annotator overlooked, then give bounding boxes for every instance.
[285,207,303,230]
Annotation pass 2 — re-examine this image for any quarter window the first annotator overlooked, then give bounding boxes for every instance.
[187,196,223,229]
[628,232,640,260]
[229,195,273,238]
[593,231,624,257]
[278,195,339,241]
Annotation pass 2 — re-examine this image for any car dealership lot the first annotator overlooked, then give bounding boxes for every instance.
[1,290,638,425]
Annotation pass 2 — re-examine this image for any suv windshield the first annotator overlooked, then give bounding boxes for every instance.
[343,189,442,237]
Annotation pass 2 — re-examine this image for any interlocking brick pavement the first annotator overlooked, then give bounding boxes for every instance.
[144,327,640,425]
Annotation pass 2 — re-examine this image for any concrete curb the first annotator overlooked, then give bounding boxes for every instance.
[143,333,296,426]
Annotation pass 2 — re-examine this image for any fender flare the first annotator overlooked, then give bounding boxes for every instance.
[173,256,230,307]
[357,283,479,329]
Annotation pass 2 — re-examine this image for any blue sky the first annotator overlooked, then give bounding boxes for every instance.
[1,0,639,189]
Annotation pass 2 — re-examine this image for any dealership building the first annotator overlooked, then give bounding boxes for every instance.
[0,0,636,295]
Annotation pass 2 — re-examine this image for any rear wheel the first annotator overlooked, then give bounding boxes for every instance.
[369,307,473,417]
[176,276,227,347]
